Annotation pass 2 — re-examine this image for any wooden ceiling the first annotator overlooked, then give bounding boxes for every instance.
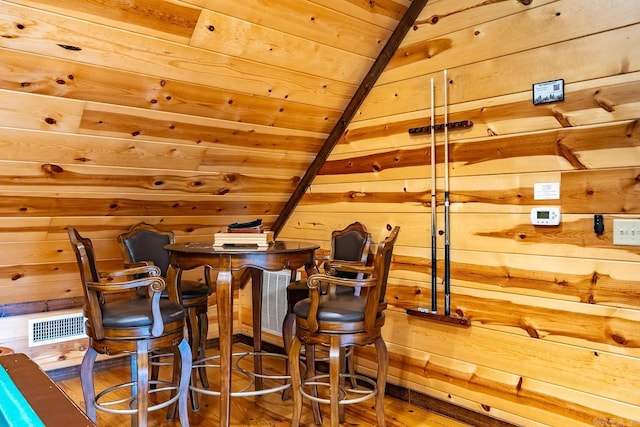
[0,0,416,235]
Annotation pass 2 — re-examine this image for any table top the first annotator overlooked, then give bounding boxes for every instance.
[165,240,319,254]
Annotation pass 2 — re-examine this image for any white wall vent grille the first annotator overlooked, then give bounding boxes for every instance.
[261,270,299,337]
[28,312,87,347]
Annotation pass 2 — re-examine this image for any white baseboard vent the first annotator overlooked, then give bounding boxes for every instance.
[28,312,87,347]
[261,270,299,336]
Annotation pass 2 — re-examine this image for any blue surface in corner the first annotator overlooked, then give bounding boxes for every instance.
[0,367,45,427]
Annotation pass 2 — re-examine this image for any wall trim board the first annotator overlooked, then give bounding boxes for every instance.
[0,297,83,318]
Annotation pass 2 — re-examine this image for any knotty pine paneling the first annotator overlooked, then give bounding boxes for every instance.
[277,1,640,425]
[0,47,349,124]
[0,0,412,382]
[360,339,640,427]
[334,74,640,159]
[385,308,640,407]
[187,0,406,37]
[380,0,639,88]
[190,10,374,83]
[0,3,357,114]
[406,0,558,43]
[0,0,637,425]
[7,0,201,43]
[0,162,299,196]
[315,121,640,184]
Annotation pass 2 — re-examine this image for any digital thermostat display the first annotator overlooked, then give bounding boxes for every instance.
[530,207,560,226]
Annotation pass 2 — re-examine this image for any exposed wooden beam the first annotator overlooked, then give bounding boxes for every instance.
[271,0,431,236]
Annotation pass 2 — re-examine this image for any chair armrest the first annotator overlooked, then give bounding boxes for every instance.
[88,275,167,337]
[87,275,166,294]
[324,260,371,276]
[101,263,162,279]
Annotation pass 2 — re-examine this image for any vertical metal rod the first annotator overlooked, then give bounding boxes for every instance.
[443,69,451,316]
[430,77,437,313]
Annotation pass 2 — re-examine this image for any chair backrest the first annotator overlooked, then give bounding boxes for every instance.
[330,222,371,279]
[67,227,105,340]
[364,226,400,330]
[118,223,174,277]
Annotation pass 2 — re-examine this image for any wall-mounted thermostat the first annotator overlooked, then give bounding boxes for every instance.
[530,207,561,226]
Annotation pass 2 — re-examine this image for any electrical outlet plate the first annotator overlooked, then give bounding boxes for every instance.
[613,219,640,246]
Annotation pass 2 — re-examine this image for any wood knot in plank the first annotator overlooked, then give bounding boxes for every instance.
[524,324,539,338]
[348,191,367,199]
[611,334,627,345]
[57,44,81,51]
[42,163,64,174]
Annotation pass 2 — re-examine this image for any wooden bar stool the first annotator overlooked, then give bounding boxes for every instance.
[282,221,371,407]
[288,226,400,427]
[118,222,215,411]
[68,227,191,427]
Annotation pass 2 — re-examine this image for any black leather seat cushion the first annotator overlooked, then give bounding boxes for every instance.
[101,298,185,328]
[293,295,366,323]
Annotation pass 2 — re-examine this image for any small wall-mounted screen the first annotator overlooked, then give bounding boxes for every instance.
[537,210,550,219]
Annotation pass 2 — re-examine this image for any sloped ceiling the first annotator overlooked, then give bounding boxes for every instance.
[0,0,416,235]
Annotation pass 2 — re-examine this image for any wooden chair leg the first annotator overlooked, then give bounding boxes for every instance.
[288,336,303,427]
[177,337,192,427]
[167,338,193,426]
[197,310,209,389]
[135,340,150,427]
[186,307,200,411]
[150,355,160,390]
[306,344,322,425]
[251,268,264,390]
[329,336,341,427]
[338,347,346,423]
[281,310,295,400]
[80,347,98,423]
[374,336,388,427]
[167,347,180,421]
[346,345,358,388]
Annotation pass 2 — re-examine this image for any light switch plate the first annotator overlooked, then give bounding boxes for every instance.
[613,219,640,246]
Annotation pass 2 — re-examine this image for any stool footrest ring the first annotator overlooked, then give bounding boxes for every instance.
[94,379,180,415]
[300,373,377,405]
[190,351,291,397]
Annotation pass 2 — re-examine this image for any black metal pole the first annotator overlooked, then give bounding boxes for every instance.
[443,69,451,316]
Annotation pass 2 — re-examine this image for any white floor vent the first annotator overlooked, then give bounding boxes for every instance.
[261,270,299,337]
[28,312,87,347]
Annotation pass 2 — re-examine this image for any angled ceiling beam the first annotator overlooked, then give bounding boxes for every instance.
[271,0,430,236]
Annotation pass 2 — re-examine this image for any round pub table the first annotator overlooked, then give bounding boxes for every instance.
[165,240,319,427]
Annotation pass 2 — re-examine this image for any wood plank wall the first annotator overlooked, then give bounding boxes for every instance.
[276,0,640,425]
[0,0,409,369]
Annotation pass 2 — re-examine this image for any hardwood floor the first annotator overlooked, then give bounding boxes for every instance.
[57,343,469,426]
